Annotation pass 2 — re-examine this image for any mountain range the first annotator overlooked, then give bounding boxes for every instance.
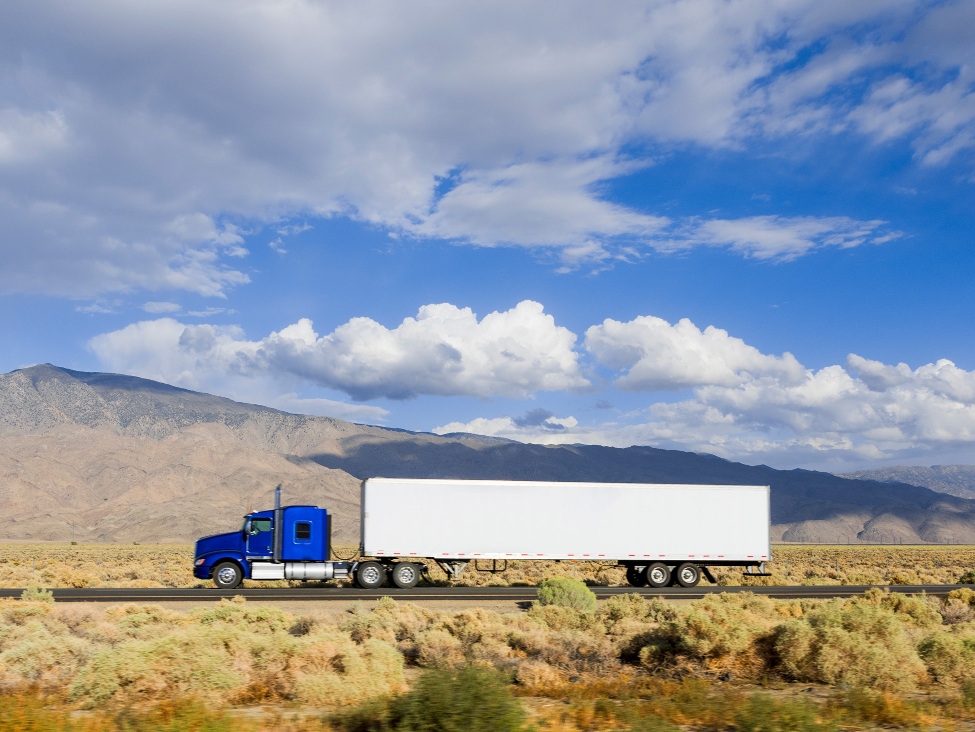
[3,364,975,544]
[839,465,975,501]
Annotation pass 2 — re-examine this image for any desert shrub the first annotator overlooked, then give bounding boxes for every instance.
[69,624,252,704]
[514,659,568,690]
[328,666,527,732]
[734,693,834,732]
[941,599,975,625]
[414,629,465,669]
[0,619,91,686]
[390,666,528,732]
[918,629,975,685]
[0,693,246,732]
[960,570,975,584]
[536,577,597,613]
[774,599,927,691]
[948,588,975,605]
[526,603,604,632]
[193,598,292,634]
[636,593,778,676]
[600,593,649,623]
[19,586,53,604]
[291,635,406,706]
[105,604,186,637]
[854,588,942,628]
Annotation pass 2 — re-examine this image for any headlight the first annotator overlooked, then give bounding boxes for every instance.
[195,557,205,566]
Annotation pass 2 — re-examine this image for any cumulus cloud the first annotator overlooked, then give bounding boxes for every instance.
[439,311,975,468]
[0,1,961,295]
[585,315,805,390]
[89,300,588,402]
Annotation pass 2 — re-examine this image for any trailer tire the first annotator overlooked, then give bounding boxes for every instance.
[356,561,386,589]
[390,562,420,589]
[645,562,671,588]
[212,561,243,590]
[675,562,701,588]
[625,566,647,587]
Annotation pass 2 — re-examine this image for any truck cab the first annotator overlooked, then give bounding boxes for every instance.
[193,500,351,589]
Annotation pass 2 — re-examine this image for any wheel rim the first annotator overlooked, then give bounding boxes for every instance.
[681,567,697,583]
[397,566,416,583]
[649,567,667,584]
[362,566,381,585]
[217,567,237,585]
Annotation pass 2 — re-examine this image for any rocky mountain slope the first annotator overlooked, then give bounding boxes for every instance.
[840,465,975,501]
[3,364,975,544]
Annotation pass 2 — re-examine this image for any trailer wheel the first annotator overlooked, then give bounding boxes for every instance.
[645,562,671,588]
[355,561,386,589]
[212,561,243,590]
[390,562,420,589]
[674,562,701,588]
[625,566,647,587]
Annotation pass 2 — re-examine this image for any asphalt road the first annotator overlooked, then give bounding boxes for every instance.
[0,584,967,602]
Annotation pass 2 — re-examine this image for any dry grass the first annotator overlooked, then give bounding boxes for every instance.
[0,542,972,589]
[4,590,975,729]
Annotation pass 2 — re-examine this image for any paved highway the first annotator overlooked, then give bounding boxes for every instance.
[0,584,967,602]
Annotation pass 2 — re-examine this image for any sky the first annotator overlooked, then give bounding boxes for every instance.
[1,0,975,472]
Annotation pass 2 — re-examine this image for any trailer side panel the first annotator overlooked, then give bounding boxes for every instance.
[362,479,770,562]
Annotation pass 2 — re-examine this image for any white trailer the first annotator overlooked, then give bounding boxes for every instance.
[356,478,771,589]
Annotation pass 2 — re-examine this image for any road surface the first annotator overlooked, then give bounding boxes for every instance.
[0,584,967,602]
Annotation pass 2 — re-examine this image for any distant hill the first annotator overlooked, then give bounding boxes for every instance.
[840,465,975,501]
[3,364,975,544]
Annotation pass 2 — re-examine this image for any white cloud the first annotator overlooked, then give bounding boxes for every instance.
[89,300,588,401]
[409,157,668,267]
[270,394,389,422]
[671,216,898,261]
[585,315,805,390]
[0,1,960,296]
[439,311,975,469]
[142,301,181,314]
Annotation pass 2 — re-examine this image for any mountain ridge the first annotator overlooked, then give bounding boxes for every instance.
[3,364,975,544]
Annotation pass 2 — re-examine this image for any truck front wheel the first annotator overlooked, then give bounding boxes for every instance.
[355,561,386,589]
[212,562,243,590]
[390,562,421,589]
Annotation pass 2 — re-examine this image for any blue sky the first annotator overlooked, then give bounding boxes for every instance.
[2,1,975,471]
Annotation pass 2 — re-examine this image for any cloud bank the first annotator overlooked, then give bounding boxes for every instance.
[89,301,587,402]
[89,299,975,467]
[0,1,965,295]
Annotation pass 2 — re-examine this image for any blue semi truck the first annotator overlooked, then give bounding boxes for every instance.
[192,486,416,590]
[193,480,771,590]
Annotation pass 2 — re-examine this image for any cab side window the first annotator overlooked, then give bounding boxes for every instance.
[295,521,312,541]
[249,518,272,535]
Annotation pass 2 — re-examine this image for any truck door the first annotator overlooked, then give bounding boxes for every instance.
[245,517,273,558]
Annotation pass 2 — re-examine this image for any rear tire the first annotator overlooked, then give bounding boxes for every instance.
[212,561,243,590]
[675,562,701,588]
[355,561,386,589]
[625,566,647,587]
[645,562,671,589]
[390,562,421,589]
